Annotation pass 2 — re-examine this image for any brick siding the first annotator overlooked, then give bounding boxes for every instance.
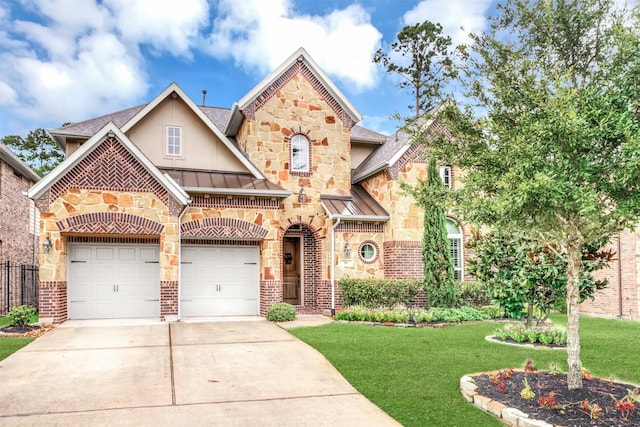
[38,281,67,323]
[581,230,639,319]
[160,281,178,319]
[0,159,38,264]
[384,241,423,279]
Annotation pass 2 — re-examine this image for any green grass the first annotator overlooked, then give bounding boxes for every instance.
[0,337,33,361]
[0,313,38,360]
[289,315,640,427]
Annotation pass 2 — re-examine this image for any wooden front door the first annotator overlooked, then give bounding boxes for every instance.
[283,237,301,305]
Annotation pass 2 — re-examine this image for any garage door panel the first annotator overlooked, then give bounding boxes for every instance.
[181,245,259,317]
[68,244,160,319]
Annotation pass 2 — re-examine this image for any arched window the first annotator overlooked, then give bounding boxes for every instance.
[446,219,463,280]
[291,134,309,172]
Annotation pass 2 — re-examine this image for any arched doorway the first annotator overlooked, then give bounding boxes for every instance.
[282,223,320,308]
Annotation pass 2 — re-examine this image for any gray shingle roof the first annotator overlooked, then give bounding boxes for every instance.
[350,125,387,143]
[51,104,147,136]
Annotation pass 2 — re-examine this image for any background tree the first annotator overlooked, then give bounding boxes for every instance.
[404,158,457,307]
[3,128,64,176]
[426,0,640,389]
[373,21,458,121]
[375,21,460,308]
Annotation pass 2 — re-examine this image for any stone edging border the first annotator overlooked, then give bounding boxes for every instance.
[460,370,554,427]
[461,370,640,427]
[485,335,567,350]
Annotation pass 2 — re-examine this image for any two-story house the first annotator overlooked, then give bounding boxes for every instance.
[27,48,470,323]
[26,46,640,323]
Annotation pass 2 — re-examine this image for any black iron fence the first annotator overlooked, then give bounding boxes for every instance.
[0,260,38,315]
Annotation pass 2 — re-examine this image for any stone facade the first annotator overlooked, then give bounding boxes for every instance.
[31,48,640,323]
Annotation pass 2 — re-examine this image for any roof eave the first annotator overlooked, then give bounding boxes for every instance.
[0,145,40,182]
[224,103,243,136]
[351,162,390,183]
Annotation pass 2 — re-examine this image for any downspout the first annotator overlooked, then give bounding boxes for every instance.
[331,217,341,316]
[176,201,191,322]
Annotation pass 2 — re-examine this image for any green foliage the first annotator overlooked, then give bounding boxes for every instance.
[456,280,491,307]
[266,302,296,322]
[6,305,37,328]
[3,128,64,176]
[338,278,421,308]
[418,0,640,389]
[373,20,458,119]
[497,322,568,346]
[411,158,457,307]
[335,305,488,323]
[466,231,611,324]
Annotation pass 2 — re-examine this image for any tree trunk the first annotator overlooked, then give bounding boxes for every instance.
[565,231,584,390]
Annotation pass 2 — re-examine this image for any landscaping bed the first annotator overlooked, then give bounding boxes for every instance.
[471,369,640,426]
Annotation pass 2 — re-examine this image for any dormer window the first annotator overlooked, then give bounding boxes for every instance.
[291,134,309,172]
[167,126,182,156]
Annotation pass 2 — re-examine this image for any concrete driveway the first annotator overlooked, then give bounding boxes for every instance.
[0,317,399,426]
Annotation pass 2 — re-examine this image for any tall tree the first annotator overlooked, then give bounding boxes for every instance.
[425,0,640,389]
[412,157,457,307]
[373,21,458,120]
[375,21,460,308]
[3,128,64,176]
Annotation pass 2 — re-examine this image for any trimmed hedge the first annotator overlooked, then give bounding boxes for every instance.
[339,278,421,308]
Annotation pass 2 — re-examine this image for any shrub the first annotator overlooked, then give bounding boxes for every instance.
[338,278,421,308]
[7,305,36,328]
[266,302,296,322]
[480,305,504,318]
[335,306,488,324]
[456,281,491,307]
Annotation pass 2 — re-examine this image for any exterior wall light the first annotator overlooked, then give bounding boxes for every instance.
[298,188,307,203]
[344,242,351,257]
[43,236,53,254]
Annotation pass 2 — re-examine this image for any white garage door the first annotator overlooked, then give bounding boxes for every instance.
[181,246,260,317]
[68,244,160,319]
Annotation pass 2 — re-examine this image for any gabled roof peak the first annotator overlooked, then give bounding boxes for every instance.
[225,47,362,136]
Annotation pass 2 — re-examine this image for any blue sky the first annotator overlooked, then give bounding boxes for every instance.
[1,0,499,138]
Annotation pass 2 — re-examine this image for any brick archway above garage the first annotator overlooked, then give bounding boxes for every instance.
[56,213,164,235]
[181,218,268,240]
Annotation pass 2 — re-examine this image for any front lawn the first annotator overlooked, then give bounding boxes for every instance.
[0,313,38,360]
[289,315,640,427]
[0,337,34,361]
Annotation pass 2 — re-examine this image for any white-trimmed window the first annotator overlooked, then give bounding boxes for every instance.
[167,126,182,156]
[440,165,452,189]
[358,241,378,263]
[446,219,463,280]
[291,134,309,172]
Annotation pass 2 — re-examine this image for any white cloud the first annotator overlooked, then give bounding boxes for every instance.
[105,0,209,57]
[204,0,382,91]
[8,31,148,124]
[403,0,493,47]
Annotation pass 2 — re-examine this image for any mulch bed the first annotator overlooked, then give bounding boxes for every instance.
[474,370,640,426]
[0,324,54,338]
